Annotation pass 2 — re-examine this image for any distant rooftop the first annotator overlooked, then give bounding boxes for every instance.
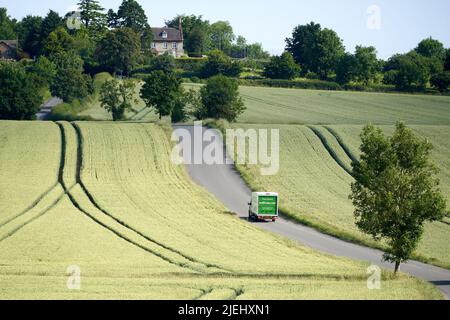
[152,28,183,42]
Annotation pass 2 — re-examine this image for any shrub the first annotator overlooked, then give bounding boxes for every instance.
[430,71,450,92]
[200,50,242,78]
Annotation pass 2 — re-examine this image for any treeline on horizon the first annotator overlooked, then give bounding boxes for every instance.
[0,0,449,121]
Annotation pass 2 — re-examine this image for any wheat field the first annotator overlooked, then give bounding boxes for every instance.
[0,121,441,299]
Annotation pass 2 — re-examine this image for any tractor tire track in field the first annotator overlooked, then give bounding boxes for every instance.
[0,190,66,242]
[0,122,72,241]
[307,126,353,176]
[323,126,360,165]
[68,122,233,274]
[0,183,58,229]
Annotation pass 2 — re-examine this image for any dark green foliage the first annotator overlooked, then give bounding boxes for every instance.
[209,21,234,53]
[42,27,76,57]
[16,15,43,57]
[39,10,64,47]
[116,0,149,33]
[140,70,182,119]
[351,123,447,272]
[26,55,56,88]
[0,62,42,120]
[415,37,446,61]
[263,52,300,80]
[430,71,450,92]
[336,53,356,85]
[95,27,141,75]
[286,22,345,80]
[0,8,17,39]
[186,26,208,55]
[445,49,450,71]
[196,75,245,122]
[200,50,242,78]
[77,0,106,29]
[106,9,119,28]
[100,78,136,121]
[353,46,380,84]
[166,14,210,54]
[148,54,176,74]
[50,51,91,102]
[384,51,443,90]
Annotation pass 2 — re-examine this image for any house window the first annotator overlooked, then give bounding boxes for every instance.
[163,42,168,49]
[172,42,177,49]
[151,42,156,49]
[162,31,168,39]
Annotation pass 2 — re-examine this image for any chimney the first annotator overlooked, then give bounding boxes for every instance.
[178,17,183,41]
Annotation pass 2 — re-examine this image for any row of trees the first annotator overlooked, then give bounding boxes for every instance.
[165,15,269,59]
[100,63,245,123]
[262,22,450,92]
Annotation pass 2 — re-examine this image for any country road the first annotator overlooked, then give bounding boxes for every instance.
[36,97,62,120]
[175,125,450,299]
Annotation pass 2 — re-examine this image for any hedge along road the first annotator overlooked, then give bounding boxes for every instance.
[174,125,450,299]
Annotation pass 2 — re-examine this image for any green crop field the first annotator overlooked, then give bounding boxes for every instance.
[0,121,441,299]
[229,123,450,269]
[184,83,450,125]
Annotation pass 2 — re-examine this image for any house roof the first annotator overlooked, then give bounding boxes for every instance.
[0,40,18,49]
[151,28,182,42]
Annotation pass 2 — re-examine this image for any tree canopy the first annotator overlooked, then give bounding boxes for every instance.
[140,70,182,119]
[350,123,447,273]
[264,52,300,80]
[95,27,141,75]
[116,0,149,33]
[196,75,245,122]
[286,22,345,80]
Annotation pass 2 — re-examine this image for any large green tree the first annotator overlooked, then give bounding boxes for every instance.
[51,51,91,102]
[39,10,64,47]
[336,52,357,85]
[77,0,106,29]
[263,52,300,80]
[286,22,345,80]
[415,37,446,61]
[350,123,446,273]
[100,78,137,121]
[96,27,141,75]
[353,45,380,84]
[209,21,235,53]
[0,8,17,39]
[185,25,208,55]
[42,27,76,57]
[444,48,450,71]
[384,51,443,90]
[196,75,245,122]
[140,70,182,119]
[16,15,43,57]
[117,0,149,33]
[0,62,42,120]
[166,14,210,42]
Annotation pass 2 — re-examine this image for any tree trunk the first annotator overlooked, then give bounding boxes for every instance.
[394,261,401,274]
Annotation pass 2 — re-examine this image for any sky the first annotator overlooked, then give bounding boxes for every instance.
[2,0,450,59]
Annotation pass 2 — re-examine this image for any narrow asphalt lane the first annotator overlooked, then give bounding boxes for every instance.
[175,125,450,299]
[36,97,63,120]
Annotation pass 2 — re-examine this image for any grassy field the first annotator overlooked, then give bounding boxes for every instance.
[229,123,450,269]
[0,121,441,299]
[184,83,450,125]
